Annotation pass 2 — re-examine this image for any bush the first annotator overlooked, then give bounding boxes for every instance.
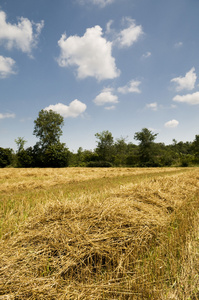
[16,147,34,167]
[0,147,14,167]
[32,144,69,168]
[42,144,69,168]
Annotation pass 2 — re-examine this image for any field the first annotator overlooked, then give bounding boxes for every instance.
[0,167,199,299]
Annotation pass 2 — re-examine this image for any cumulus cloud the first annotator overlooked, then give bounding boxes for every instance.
[0,112,15,119]
[45,100,87,118]
[57,25,120,81]
[164,119,179,128]
[0,10,44,55]
[173,91,199,105]
[146,102,158,111]
[93,88,118,106]
[0,55,16,78]
[116,17,143,48]
[118,80,141,94]
[78,0,115,7]
[171,67,197,92]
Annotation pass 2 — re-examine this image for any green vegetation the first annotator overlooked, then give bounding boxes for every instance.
[134,127,158,166]
[0,147,13,167]
[33,109,64,148]
[0,109,199,168]
[14,110,69,168]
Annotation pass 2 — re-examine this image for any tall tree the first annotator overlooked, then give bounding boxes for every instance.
[134,128,158,166]
[114,136,128,166]
[15,137,27,152]
[33,109,69,167]
[95,130,114,163]
[33,109,64,148]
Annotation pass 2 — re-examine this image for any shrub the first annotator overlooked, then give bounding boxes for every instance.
[0,147,13,167]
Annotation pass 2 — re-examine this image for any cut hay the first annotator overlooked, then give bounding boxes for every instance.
[0,168,199,299]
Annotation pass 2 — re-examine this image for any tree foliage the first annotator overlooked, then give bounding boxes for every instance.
[192,134,199,163]
[95,130,114,163]
[15,137,27,152]
[33,109,64,149]
[16,147,34,168]
[30,109,68,167]
[0,148,13,167]
[1,112,199,168]
[134,128,158,166]
[41,144,69,168]
[114,137,128,166]
[134,128,158,145]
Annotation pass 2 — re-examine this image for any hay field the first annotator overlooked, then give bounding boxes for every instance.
[0,167,199,299]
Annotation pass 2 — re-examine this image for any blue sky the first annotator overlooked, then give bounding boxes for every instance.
[0,0,199,152]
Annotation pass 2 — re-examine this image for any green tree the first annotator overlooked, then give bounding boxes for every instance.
[0,147,13,167]
[16,147,34,168]
[33,109,64,149]
[15,137,27,152]
[192,134,199,163]
[75,147,84,166]
[169,139,194,166]
[15,137,30,167]
[95,130,114,163]
[126,142,139,166]
[32,109,69,167]
[134,128,158,166]
[114,136,128,166]
[42,144,69,167]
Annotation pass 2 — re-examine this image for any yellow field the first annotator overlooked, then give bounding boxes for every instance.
[0,167,184,193]
[0,167,199,299]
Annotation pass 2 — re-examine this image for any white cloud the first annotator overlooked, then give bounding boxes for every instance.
[174,42,183,48]
[164,119,179,128]
[57,25,120,81]
[173,91,199,105]
[146,103,177,111]
[93,88,118,106]
[118,80,141,94]
[45,100,87,118]
[104,105,116,110]
[0,10,44,55]
[116,17,143,48]
[0,112,15,119]
[0,55,16,78]
[146,102,158,111]
[78,0,115,7]
[171,67,197,91]
[106,20,114,35]
[142,51,151,59]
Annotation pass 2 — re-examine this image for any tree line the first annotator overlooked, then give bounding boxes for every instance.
[0,109,199,168]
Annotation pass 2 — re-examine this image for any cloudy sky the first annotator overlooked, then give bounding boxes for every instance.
[0,0,199,152]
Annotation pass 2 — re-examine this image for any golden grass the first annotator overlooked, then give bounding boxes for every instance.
[0,167,184,193]
[0,167,186,238]
[0,168,199,299]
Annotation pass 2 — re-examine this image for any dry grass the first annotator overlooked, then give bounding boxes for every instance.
[0,167,199,299]
[0,167,185,238]
[0,167,184,193]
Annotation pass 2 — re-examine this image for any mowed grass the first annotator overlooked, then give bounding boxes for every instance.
[0,167,199,299]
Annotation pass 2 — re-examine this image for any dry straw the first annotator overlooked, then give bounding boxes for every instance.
[0,168,199,299]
